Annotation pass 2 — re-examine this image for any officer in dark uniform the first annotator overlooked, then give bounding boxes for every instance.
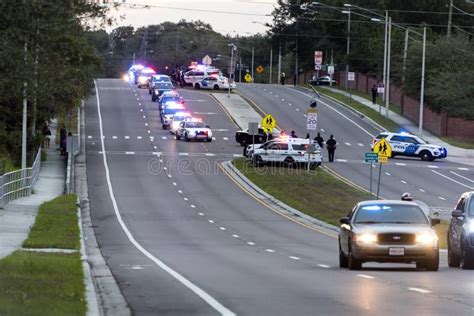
[326,134,337,162]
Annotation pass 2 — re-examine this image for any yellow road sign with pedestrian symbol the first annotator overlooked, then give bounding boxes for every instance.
[261,114,277,133]
[256,65,264,74]
[373,138,392,162]
[244,73,252,83]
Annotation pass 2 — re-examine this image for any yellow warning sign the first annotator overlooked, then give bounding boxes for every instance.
[261,114,277,133]
[373,138,392,159]
[256,65,264,74]
[244,73,252,83]
[378,156,388,164]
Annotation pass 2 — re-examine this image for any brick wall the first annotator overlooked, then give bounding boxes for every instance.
[447,117,474,139]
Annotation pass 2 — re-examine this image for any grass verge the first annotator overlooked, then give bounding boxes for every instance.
[312,86,402,133]
[0,194,86,315]
[23,194,80,250]
[233,159,368,226]
[440,137,474,150]
[0,251,86,316]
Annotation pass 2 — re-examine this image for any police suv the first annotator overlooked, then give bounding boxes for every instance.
[371,132,447,161]
[249,137,322,169]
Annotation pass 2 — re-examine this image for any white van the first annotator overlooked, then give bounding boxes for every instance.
[250,137,323,169]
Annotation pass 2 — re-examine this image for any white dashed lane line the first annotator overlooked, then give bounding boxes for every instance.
[112,136,118,139]
[336,159,347,163]
[265,249,275,253]
[208,220,215,224]
[219,227,226,231]
[438,196,447,201]
[419,188,426,192]
[137,136,142,139]
[190,205,196,208]
[385,172,391,176]
[317,264,331,269]
[344,142,351,146]
[232,234,240,238]
[396,163,406,166]
[247,242,256,246]
[358,143,364,147]
[401,180,407,184]
[198,212,205,216]
[125,136,130,139]
[289,256,300,260]
[458,167,469,171]
[125,151,135,155]
[87,135,92,139]
[427,165,439,169]
[357,274,374,279]
[449,171,474,183]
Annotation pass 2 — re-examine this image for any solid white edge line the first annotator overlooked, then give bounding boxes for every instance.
[94,80,235,316]
[449,171,474,183]
[431,170,474,190]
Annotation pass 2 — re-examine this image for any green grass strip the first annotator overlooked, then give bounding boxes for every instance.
[0,251,86,316]
[23,194,80,250]
[440,137,474,150]
[233,159,368,226]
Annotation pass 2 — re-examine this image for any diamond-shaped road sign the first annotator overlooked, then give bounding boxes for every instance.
[373,138,392,159]
[261,114,277,133]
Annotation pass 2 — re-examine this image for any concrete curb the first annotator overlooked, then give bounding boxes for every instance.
[221,161,338,234]
[75,101,131,316]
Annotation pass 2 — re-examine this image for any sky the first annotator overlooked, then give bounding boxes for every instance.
[106,0,278,35]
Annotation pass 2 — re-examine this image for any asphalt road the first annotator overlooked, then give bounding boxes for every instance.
[237,83,474,213]
[84,79,474,315]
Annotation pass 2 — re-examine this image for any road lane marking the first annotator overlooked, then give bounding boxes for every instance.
[358,143,364,147]
[162,136,167,140]
[172,182,177,186]
[247,242,255,246]
[408,287,431,294]
[179,152,189,156]
[427,165,439,169]
[125,151,135,155]
[178,190,183,194]
[419,188,426,192]
[296,108,300,111]
[458,167,469,171]
[432,170,474,189]
[320,129,325,132]
[357,274,374,279]
[198,213,204,216]
[385,172,391,176]
[112,136,117,139]
[232,234,240,238]
[438,196,446,201]
[449,171,474,183]
[317,264,330,268]
[94,80,235,316]
[344,142,351,146]
[208,220,215,224]
[205,153,216,157]
[125,136,130,139]
[219,227,226,231]
[233,154,242,157]
[336,159,347,162]
[190,205,196,208]
[137,136,142,139]
[396,163,406,166]
[88,135,92,139]
[401,180,407,184]
[289,256,300,260]
[223,137,229,141]
[265,249,275,253]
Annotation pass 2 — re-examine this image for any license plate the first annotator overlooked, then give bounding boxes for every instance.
[389,247,405,256]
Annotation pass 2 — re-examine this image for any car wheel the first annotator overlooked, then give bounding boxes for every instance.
[447,238,461,268]
[162,124,167,130]
[148,89,152,95]
[194,83,200,89]
[283,157,295,168]
[420,150,433,161]
[207,137,212,142]
[214,84,220,90]
[253,154,263,166]
[461,243,474,269]
[348,244,362,270]
[339,240,348,268]
[185,133,190,142]
[417,251,439,271]
[151,95,156,102]
[176,134,181,140]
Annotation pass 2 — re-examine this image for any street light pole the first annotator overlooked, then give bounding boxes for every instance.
[419,27,427,137]
[382,10,388,103]
[239,57,242,83]
[269,47,273,84]
[447,0,453,37]
[228,43,236,97]
[344,9,351,89]
[402,28,409,84]
[22,42,28,170]
[251,46,255,83]
[385,16,392,118]
[277,44,281,83]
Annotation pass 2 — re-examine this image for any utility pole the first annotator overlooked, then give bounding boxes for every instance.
[277,44,281,83]
[239,57,242,83]
[419,27,427,138]
[228,43,236,97]
[269,48,273,84]
[251,47,255,83]
[402,28,409,84]
[385,17,392,119]
[32,31,39,137]
[447,0,453,37]
[132,52,136,64]
[345,8,351,90]
[382,10,388,103]
[329,48,334,87]
[22,42,28,170]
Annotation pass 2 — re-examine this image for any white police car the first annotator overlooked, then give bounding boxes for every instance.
[195,76,236,90]
[176,119,213,142]
[371,132,447,161]
[249,137,322,169]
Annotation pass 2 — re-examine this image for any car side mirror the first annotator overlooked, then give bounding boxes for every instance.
[451,210,464,219]
[430,218,441,226]
[340,217,350,225]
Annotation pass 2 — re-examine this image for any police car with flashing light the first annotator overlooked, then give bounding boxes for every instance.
[160,103,186,130]
[248,137,322,169]
[169,112,193,134]
[176,120,213,142]
[195,76,236,90]
[371,132,447,161]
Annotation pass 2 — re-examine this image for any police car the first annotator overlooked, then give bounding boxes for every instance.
[175,119,213,142]
[248,137,322,169]
[195,76,236,90]
[371,132,447,161]
[169,112,193,134]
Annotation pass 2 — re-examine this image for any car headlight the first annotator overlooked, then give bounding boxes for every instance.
[354,233,377,245]
[416,232,438,245]
[467,221,474,233]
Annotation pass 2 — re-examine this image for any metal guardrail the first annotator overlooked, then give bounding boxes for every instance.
[0,147,42,208]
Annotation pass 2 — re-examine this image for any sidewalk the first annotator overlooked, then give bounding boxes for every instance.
[0,125,65,259]
[212,93,262,130]
[321,86,474,160]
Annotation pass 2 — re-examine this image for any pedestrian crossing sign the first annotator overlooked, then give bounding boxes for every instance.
[373,138,392,159]
[261,114,277,133]
[244,73,252,83]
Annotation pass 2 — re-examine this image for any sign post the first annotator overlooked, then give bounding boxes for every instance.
[248,122,259,167]
[365,152,379,198]
[306,102,318,171]
[348,71,355,102]
[314,51,323,78]
[372,138,392,199]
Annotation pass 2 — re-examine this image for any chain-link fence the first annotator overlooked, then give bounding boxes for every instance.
[0,147,42,208]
